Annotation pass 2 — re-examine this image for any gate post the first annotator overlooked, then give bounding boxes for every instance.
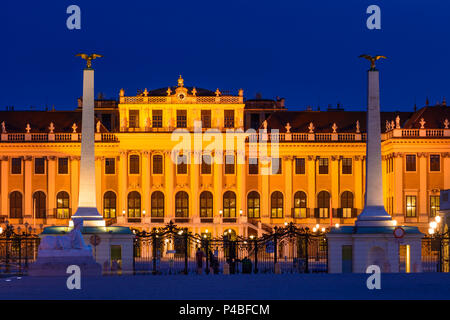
[304,233,309,273]
[254,239,258,274]
[183,232,188,275]
[273,228,278,273]
[204,239,210,275]
[152,233,157,275]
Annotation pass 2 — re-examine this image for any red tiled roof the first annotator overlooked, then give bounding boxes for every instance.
[0,111,108,133]
[263,110,414,133]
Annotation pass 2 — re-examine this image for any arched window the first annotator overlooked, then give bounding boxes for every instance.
[271,191,283,218]
[247,191,260,218]
[56,191,70,219]
[223,191,236,218]
[151,191,165,217]
[200,191,213,217]
[341,191,354,218]
[128,191,141,218]
[103,191,116,218]
[293,191,307,218]
[33,191,46,219]
[10,191,22,218]
[175,191,189,217]
[317,191,330,218]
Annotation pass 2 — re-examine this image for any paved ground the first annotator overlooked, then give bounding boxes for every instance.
[0,273,449,300]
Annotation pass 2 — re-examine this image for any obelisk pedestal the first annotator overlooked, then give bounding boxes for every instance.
[327,63,423,273]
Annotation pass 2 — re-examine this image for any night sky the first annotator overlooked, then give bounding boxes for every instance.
[1,0,449,112]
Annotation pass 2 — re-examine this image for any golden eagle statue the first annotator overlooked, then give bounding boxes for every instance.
[76,53,103,69]
[359,54,386,70]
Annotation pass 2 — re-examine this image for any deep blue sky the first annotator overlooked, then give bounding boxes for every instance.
[1,0,449,112]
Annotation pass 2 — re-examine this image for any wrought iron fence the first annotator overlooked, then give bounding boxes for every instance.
[0,223,40,276]
[422,233,449,273]
[133,221,328,275]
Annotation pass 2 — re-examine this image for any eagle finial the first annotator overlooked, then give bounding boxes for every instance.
[76,53,103,69]
[359,54,387,70]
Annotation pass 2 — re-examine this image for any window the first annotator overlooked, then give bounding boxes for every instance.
[223,191,236,217]
[293,191,307,218]
[318,158,328,174]
[175,191,189,217]
[247,191,260,218]
[58,158,69,174]
[200,191,213,217]
[224,110,234,128]
[225,154,235,174]
[103,191,116,218]
[56,191,70,219]
[201,110,211,128]
[34,158,45,174]
[430,155,440,171]
[406,155,416,172]
[177,110,187,128]
[272,158,282,175]
[430,196,440,217]
[152,110,163,128]
[152,155,163,174]
[201,154,212,174]
[406,195,417,217]
[11,158,22,174]
[177,154,188,174]
[248,158,258,175]
[295,158,305,174]
[342,158,352,174]
[128,191,141,218]
[129,155,140,174]
[10,191,22,218]
[105,158,115,174]
[32,191,46,219]
[151,191,164,217]
[271,191,283,218]
[341,191,354,218]
[317,191,330,218]
[129,110,140,128]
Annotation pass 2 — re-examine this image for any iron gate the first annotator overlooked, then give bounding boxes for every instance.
[133,221,328,275]
[0,223,40,276]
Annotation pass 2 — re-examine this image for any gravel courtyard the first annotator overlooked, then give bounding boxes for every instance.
[0,273,449,300]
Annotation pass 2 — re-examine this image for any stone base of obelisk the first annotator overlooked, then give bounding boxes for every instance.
[327,225,423,273]
[40,226,135,274]
[29,254,102,277]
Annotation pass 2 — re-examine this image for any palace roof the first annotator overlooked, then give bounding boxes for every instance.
[0,111,108,133]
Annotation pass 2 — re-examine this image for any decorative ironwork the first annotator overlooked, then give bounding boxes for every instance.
[0,221,40,276]
[133,221,328,275]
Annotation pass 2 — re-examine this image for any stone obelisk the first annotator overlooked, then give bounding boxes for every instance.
[71,54,105,227]
[356,56,393,226]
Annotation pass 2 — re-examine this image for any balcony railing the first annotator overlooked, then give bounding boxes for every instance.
[0,132,118,143]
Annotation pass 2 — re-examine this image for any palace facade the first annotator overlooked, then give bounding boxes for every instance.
[0,76,449,237]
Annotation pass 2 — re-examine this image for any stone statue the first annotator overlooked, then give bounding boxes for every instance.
[26,124,31,134]
[285,122,291,133]
[420,118,426,129]
[262,120,268,130]
[444,118,449,129]
[38,219,92,254]
[96,121,101,133]
[72,123,78,133]
[332,123,338,133]
[356,120,360,133]
[48,122,55,134]
[359,54,387,70]
[395,115,401,129]
[386,120,390,132]
[1,121,6,133]
[308,122,315,133]
[215,88,221,97]
[76,53,103,69]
